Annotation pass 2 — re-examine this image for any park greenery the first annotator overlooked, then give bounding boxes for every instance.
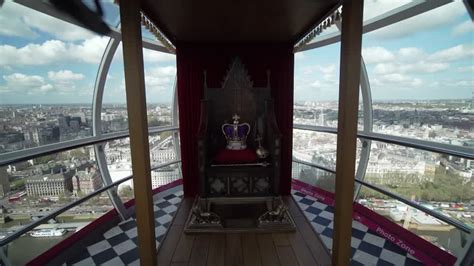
[296,166,473,203]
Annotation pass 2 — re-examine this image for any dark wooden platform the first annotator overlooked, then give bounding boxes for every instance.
[157,197,331,266]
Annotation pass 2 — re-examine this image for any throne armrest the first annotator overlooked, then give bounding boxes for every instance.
[265,99,281,195]
[265,99,282,149]
[197,100,209,141]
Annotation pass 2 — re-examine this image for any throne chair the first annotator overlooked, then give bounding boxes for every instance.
[184,58,295,232]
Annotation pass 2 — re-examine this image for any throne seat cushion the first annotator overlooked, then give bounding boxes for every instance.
[213,148,258,164]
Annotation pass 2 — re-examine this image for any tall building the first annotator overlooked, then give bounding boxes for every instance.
[151,167,180,188]
[0,167,10,198]
[25,172,73,198]
[73,167,103,195]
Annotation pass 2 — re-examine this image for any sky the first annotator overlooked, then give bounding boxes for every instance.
[0,0,473,104]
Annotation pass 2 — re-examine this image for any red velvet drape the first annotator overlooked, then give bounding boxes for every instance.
[176,44,294,197]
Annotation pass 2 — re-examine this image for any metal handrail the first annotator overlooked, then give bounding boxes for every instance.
[356,178,472,234]
[293,124,474,160]
[292,159,472,234]
[293,158,336,174]
[0,159,181,247]
[0,126,179,167]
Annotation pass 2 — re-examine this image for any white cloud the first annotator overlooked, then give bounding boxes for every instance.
[143,49,176,63]
[368,1,466,39]
[364,43,472,76]
[0,1,96,41]
[362,47,395,64]
[374,62,449,75]
[295,53,306,61]
[72,37,110,63]
[0,3,37,38]
[362,43,474,93]
[397,47,425,61]
[376,73,422,87]
[0,36,109,66]
[48,70,85,82]
[452,20,474,36]
[428,44,474,62]
[145,66,176,93]
[363,0,412,22]
[1,73,54,94]
[457,66,474,73]
[294,62,340,101]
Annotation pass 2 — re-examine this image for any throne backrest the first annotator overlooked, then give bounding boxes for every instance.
[203,58,272,155]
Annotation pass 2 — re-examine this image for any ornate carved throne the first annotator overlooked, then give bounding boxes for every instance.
[185,58,295,232]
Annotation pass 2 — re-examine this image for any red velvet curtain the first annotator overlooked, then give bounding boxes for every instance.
[176,44,294,196]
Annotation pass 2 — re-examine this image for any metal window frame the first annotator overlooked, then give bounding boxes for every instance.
[292,158,472,234]
[292,123,473,235]
[293,124,474,160]
[14,0,173,54]
[0,159,181,248]
[296,0,452,52]
[0,126,178,167]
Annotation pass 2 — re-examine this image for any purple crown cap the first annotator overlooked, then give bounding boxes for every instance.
[221,114,250,150]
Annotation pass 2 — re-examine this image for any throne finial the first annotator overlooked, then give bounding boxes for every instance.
[232,114,240,123]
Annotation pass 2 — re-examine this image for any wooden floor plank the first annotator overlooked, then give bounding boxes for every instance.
[287,229,318,266]
[171,232,195,263]
[208,234,226,266]
[283,196,303,218]
[226,234,244,266]
[189,234,211,266]
[272,233,290,247]
[170,263,188,266]
[157,196,330,266]
[173,198,192,226]
[293,216,331,265]
[257,234,280,266]
[157,225,183,266]
[276,246,299,266]
[241,233,262,266]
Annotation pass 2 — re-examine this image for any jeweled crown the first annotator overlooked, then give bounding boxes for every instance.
[222,114,250,150]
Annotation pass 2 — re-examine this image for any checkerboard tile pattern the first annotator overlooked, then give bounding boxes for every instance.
[67,187,183,266]
[292,190,423,266]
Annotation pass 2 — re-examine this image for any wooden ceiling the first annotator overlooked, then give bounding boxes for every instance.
[141,0,341,44]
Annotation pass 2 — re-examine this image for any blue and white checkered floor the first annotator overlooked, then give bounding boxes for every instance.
[292,191,423,266]
[65,187,423,265]
[67,186,183,266]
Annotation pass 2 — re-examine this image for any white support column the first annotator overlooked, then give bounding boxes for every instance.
[92,36,128,221]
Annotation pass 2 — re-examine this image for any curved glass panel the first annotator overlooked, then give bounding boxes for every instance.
[364,141,473,227]
[294,43,340,127]
[5,192,113,265]
[0,145,111,230]
[357,186,471,258]
[292,161,336,193]
[294,44,367,130]
[117,162,182,203]
[0,1,109,154]
[293,130,337,169]
[361,1,473,147]
[293,129,363,171]
[101,45,176,133]
[143,48,176,127]
[0,143,116,264]
[104,130,179,199]
[102,43,128,133]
